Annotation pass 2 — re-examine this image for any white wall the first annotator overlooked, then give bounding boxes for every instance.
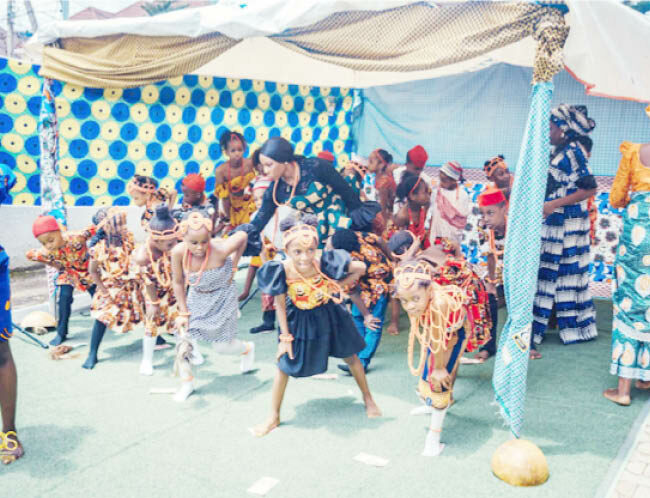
[1,205,147,269]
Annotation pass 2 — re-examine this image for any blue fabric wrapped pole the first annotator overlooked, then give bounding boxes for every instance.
[492,81,554,437]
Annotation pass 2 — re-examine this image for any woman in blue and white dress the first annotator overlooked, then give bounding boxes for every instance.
[531,104,598,359]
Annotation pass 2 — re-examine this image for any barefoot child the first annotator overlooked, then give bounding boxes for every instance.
[132,205,180,375]
[82,208,144,369]
[252,217,381,436]
[26,216,96,346]
[328,229,394,373]
[170,213,255,402]
[394,245,490,456]
[213,130,256,232]
[473,188,508,363]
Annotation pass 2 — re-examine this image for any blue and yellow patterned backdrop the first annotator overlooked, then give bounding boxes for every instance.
[0,57,355,206]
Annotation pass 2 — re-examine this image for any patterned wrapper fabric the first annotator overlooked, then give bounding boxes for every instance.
[39,77,67,299]
[492,11,568,438]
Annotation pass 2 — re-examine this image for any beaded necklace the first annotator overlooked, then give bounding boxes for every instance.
[146,240,171,289]
[183,244,211,287]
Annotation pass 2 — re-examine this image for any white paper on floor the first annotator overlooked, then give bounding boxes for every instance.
[311,373,338,380]
[354,453,389,467]
[247,476,279,495]
[148,388,177,394]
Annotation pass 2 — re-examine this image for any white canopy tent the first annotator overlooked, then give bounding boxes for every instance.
[25,0,650,101]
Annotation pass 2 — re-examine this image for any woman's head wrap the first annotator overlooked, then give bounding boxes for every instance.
[550,104,595,137]
[260,137,295,163]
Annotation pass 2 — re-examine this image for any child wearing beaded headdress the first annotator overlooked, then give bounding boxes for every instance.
[26,216,97,346]
[214,130,257,232]
[483,155,513,202]
[127,175,177,228]
[132,205,180,376]
[252,216,381,436]
[473,188,508,363]
[393,239,491,456]
[170,212,254,402]
[82,208,144,370]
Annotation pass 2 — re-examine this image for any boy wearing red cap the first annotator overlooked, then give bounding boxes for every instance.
[172,174,217,230]
[474,188,508,362]
[392,145,433,191]
[26,216,96,346]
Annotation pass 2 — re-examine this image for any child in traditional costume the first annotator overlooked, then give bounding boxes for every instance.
[393,237,490,456]
[367,149,396,238]
[26,216,96,346]
[213,130,256,232]
[483,155,513,202]
[127,175,177,228]
[244,176,288,334]
[473,188,508,362]
[429,161,470,246]
[82,208,144,370]
[251,217,381,436]
[171,212,254,402]
[171,173,217,229]
[388,173,432,336]
[328,229,394,373]
[132,205,180,375]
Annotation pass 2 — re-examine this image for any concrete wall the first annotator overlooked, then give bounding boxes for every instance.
[1,205,147,269]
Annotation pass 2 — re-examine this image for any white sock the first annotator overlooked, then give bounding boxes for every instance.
[422,408,448,457]
[140,335,156,376]
[174,380,194,402]
[240,341,255,373]
[410,404,435,416]
[189,339,204,366]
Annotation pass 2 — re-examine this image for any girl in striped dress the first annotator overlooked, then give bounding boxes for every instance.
[171,212,255,402]
[531,104,598,358]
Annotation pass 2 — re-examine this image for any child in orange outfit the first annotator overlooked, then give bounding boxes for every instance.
[26,216,97,346]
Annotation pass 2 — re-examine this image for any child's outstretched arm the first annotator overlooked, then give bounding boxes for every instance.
[219,230,248,271]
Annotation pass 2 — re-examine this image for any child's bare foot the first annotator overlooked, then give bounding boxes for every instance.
[386,323,399,336]
[603,388,631,406]
[364,394,382,418]
[635,380,650,390]
[529,349,542,360]
[251,415,280,437]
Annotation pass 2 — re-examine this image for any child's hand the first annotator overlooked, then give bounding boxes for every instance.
[542,200,557,218]
[276,340,294,361]
[364,314,381,331]
[431,368,452,390]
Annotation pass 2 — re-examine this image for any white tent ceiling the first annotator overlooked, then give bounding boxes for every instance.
[26,0,650,101]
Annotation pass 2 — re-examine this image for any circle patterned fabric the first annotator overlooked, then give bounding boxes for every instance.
[0,57,355,207]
